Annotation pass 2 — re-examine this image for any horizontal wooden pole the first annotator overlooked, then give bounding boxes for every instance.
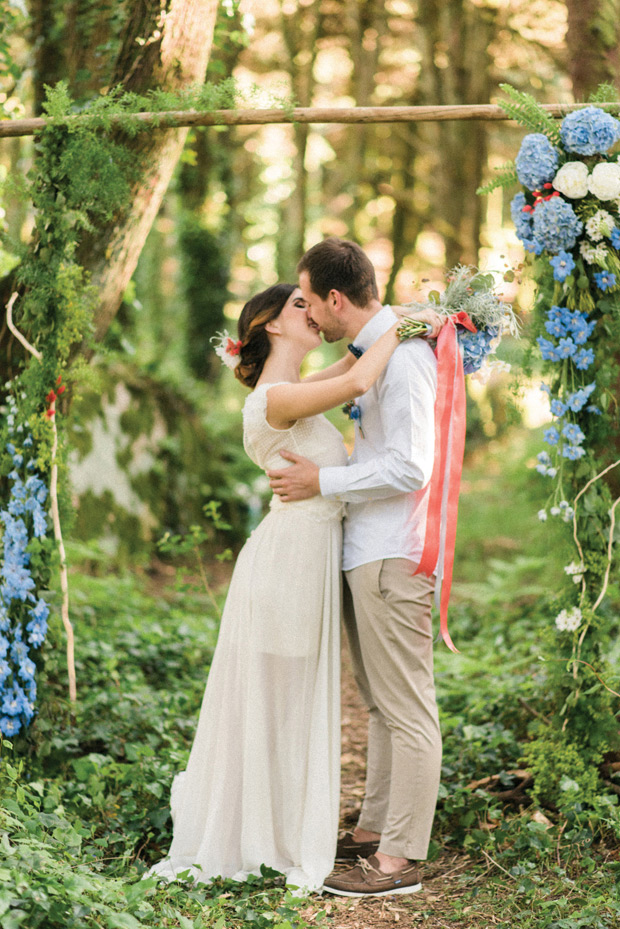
[0,102,614,138]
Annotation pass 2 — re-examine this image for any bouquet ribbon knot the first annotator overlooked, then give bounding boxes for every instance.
[414,312,475,653]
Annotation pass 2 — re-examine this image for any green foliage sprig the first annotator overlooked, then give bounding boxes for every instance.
[497,83,562,146]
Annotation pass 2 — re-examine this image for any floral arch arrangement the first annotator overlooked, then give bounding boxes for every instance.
[480,85,620,804]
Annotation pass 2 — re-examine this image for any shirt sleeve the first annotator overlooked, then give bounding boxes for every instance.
[319,345,436,503]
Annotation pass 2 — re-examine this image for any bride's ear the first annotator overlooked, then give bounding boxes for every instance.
[265,319,281,336]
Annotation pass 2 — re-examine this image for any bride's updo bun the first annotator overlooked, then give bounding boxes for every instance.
[234,283,296,388]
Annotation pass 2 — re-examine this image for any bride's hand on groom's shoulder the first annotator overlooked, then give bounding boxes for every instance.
[392,306,446,340]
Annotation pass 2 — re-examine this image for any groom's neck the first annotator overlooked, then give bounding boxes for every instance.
[345,298,384,341]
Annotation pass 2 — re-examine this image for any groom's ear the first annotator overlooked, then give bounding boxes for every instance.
[328,289,344,312]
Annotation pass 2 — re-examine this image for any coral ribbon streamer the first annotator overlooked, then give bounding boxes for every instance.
[414,315,472,653]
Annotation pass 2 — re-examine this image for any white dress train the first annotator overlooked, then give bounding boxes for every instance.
[150,383,348,892]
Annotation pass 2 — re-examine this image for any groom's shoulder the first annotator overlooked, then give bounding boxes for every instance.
[391,336,437,371]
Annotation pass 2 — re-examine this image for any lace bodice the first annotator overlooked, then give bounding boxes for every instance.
[242,382,348,520]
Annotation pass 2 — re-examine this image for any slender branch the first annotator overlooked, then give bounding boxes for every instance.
[0,102,615,138]
[48,398,76,703]
[5,292,42,361]
[591,494,620,614]
[4,292,76,704]
[543,656,620,700]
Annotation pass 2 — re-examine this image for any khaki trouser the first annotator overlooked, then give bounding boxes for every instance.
[343,558,442,860]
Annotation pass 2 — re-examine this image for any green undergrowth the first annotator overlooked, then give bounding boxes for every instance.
[1,426,619,927]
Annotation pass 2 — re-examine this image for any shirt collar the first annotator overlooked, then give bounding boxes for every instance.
[352,305,397,353]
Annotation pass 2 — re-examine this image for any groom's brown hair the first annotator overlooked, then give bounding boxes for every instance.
[297,237,379,307]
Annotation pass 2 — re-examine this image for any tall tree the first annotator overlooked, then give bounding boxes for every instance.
[565,0,620,98]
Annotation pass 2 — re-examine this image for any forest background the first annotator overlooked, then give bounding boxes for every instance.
[0,2,619,929]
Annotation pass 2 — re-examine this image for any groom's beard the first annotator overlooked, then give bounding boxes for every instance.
[318,311,348,343]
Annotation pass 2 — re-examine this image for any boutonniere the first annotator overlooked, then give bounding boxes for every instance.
[342,401,364,438]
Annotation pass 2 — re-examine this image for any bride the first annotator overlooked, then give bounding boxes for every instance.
[149,282,439,892]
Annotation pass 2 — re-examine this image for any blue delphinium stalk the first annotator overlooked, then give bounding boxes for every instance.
[0,394,50,738]
[535,302,598,517]
[560,106,620,156]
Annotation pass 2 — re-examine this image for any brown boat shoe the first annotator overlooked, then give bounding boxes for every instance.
[335,831,380,861]
[323,854,422,897]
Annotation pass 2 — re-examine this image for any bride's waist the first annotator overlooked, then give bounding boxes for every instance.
[268,494,345,522]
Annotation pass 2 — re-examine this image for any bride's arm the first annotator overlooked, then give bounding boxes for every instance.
[301,307,442,385]
[302,353,355,383]
[265,322,402,428]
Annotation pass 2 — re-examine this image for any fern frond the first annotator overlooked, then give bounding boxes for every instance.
[498,84,561,145]
[476,162,518,196]
[588,83,620,107]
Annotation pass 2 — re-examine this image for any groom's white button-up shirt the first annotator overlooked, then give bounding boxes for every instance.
[319,306,437,572]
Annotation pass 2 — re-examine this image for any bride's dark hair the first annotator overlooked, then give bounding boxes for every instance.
[234,283,296,388]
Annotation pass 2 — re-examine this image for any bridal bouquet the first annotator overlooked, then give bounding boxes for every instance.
[399,265,519,380]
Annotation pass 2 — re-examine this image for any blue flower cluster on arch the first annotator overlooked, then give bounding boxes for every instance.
[0,392,50,739]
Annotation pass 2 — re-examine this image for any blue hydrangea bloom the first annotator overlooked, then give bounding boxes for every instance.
[515,133,560,190]
[510,192,536,248]
[549,251,576,283]
[537,336,559,362]
[594,271,616,291]
[560,106,620,155]
[537,451,551,466]
[531,198,584,253]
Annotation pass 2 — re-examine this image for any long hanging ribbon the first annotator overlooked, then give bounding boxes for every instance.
[414,313,474,653]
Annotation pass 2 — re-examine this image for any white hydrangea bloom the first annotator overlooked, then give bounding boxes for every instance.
[555,607,582,633]
[588,162,620,201]
[585,209,616,242]
[580,241,608,265]
[552,161,589,199]
[538,509,548,522]
[550,506,561,516]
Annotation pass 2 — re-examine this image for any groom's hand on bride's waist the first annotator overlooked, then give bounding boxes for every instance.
[266,450,320,501]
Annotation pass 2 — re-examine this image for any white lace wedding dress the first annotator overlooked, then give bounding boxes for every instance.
[150,383,348,892]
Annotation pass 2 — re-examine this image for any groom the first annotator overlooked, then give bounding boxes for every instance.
[266,237,442,897]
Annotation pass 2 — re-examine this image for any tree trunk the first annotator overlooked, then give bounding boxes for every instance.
[78,0,219,345]
[418,0,495,268]
[565,0,620,98]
